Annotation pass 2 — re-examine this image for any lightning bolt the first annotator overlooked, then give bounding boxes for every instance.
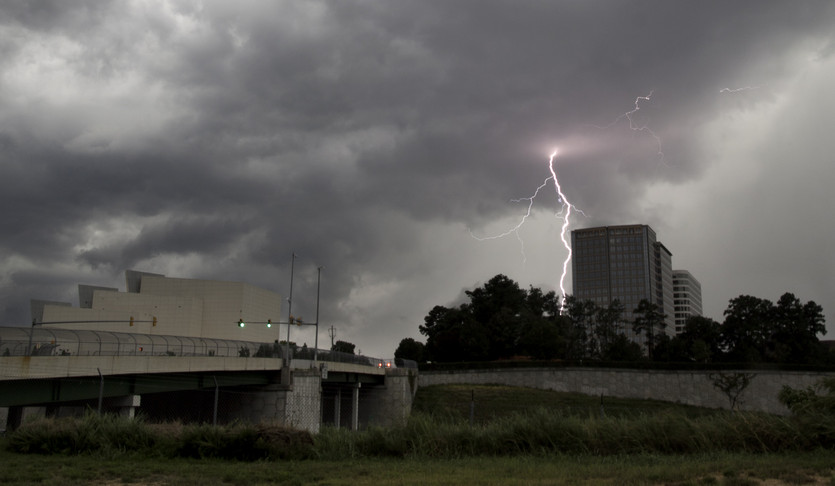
[593,91,665,165]
[720,86,760,93]
[469,178,551,262]
[470,150,582,313]
[547,150,576,313]
[474,91,675,313]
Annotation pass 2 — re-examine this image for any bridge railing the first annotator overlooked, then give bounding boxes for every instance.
[0,327,395,368]
[0,326,284,359]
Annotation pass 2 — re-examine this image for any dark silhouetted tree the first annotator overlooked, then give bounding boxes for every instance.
[394,337,425,363]
[672,315,723,363]
[770,293,826,364]
[594,300,627,360]
[419,275,563,362]
[331,340,356,354]
[604,334,644,361]
[563,295,596,359]
[517,315,566,360]
[465,274,528,360]
[632,299,666,359]
[721,295,773,363]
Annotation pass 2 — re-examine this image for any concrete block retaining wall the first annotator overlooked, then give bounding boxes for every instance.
[285,369,322,433]
[361,368,418,428]
[230,370,321,433]
[420,367,835,414]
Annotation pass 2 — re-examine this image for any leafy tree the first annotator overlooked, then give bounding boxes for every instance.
[603,334,644,362]
[652,333,681,362]
[331,340,356,355]
[419,275,563,362]
[394,337,425,363]
[770,293,826,364]
[720,295,773,362]
[563,295,596,359]
[594,300,627,360]
[516,316,566,360]
[631,300,667,359]
[720,293,826,364]
[465,274,528,360]
[673,315,723,363]
[420,305,487,362]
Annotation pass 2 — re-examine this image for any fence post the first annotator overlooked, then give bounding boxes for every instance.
[97,368,104,414]
[213,376,219,426]
[470,389,475,426]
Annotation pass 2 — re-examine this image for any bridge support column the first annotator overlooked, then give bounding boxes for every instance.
[351,383,360,431]
[226,370,321,433]
[112,395,141,419]
[332,388,341,427]
[5,406,23,432]
[359,368,417,428]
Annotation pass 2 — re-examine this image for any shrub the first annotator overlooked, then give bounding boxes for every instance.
[6,415,314,461]
[779,377,835,415]
[7,413,156,456]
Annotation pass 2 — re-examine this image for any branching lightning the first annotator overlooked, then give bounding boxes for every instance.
[593,90,665,165]
[547,150,576,312]
[472,91,678,313]
[720,86,760,93]
[469,178,552,263]
[470,150,582,313]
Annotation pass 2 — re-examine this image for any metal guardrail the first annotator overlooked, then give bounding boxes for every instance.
[0,326,281,359]
[0,326,403,368]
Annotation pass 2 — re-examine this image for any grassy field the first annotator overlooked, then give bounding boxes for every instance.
[412,384,723,422]
[2,384,834,485]
[2,446,834,485]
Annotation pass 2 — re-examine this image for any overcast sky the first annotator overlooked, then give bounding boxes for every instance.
[2,1,834,357]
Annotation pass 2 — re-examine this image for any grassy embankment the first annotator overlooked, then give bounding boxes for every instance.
[2,384,834,485]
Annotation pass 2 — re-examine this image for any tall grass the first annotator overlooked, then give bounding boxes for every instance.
[7,413,156,456]
[313,408,827,460]
[6,412,314,460]
[8,387,835,461]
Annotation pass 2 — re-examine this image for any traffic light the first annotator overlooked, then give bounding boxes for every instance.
[129,316,134,326]
[152,316,157,327]
[266,319,272,328]
[238,318,245,328]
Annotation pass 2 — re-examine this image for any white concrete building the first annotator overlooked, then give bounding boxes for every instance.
[37,270,282,343]
[672,269,703,334]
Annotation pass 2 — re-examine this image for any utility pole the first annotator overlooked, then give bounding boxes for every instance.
[314,266,322,364]
[328,325,336,348]
[286,252,296,365]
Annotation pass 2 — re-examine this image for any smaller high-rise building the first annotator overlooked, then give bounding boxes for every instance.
[672,270,702,333]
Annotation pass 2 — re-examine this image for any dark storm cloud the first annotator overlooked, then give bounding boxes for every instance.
[1,0,834,355]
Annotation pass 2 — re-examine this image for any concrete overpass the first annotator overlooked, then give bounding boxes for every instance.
[0,327,417,433]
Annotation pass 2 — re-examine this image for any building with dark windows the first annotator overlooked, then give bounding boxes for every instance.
[570,224,675,343]
[672,270,703,333]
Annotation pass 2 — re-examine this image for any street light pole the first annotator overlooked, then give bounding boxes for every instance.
[314,266,322,364]
[286,252,296,366]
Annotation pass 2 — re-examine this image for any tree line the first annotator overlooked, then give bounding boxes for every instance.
[394,274,829,365]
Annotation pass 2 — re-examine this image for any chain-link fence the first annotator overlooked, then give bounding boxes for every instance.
[0,326,276,358]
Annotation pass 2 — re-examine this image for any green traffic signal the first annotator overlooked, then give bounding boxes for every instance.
[238,318,245,328]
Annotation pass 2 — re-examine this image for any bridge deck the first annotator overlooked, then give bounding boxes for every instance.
[0,355,385,381]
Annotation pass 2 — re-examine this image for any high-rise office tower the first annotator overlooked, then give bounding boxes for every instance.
[672,270,702,333]
[570,224,675,342]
